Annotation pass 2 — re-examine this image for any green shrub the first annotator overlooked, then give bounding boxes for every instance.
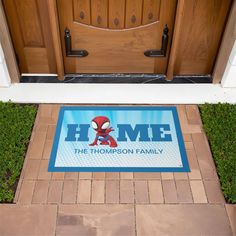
[200,103,236,203]
[0,102,37,202]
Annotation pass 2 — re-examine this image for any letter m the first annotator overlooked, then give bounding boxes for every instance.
[117,124,150,142]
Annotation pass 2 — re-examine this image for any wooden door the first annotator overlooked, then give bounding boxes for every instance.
[57,0,177,73]
[3,0,56,74]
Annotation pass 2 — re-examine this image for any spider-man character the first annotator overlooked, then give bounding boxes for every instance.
[89,116,118,148]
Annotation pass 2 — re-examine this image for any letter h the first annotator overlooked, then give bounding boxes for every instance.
[65,124,90,141]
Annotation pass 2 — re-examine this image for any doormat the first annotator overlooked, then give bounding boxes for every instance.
[48,106,189,172]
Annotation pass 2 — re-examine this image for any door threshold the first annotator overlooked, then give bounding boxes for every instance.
[20,74,212,84]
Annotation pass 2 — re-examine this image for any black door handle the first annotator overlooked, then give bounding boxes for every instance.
[144,25,169,57]
[64,28,88,57]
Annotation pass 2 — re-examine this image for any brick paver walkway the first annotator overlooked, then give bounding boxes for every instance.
[0,104,235,236]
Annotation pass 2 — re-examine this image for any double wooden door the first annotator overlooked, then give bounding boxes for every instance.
[3,0,231,77]
[57,0,177,73]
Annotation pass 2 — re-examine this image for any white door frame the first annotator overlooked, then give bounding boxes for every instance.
[0,43,11,87]
[221,40,236,87]
[0,0,20,86]
[212,0,236,86]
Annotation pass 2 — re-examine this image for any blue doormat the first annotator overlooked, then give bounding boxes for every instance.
[48,106,189,172]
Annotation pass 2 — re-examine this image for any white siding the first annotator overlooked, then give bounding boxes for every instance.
[221,40,236,87]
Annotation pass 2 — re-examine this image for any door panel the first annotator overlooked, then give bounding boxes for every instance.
[174,0,231,75]
[91,0,108,28]
[58,0,177,73]
[3,0,56,73]
[142,0,161,25]
[73,0,91,25]
[15,0,44,47]
[108,0,126,29]
[125,0,143,28]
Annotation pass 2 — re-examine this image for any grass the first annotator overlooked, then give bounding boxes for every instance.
[199,103,236,203]
[0,102,37,202]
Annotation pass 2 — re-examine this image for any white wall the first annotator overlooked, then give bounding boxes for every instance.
[221,40,236,88]
[0,43,11,87]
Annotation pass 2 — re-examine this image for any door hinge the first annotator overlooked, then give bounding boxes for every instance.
[144,24,169,57]
[64,28,89,57]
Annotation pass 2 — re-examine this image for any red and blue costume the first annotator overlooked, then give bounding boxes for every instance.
[89,116,118,148]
